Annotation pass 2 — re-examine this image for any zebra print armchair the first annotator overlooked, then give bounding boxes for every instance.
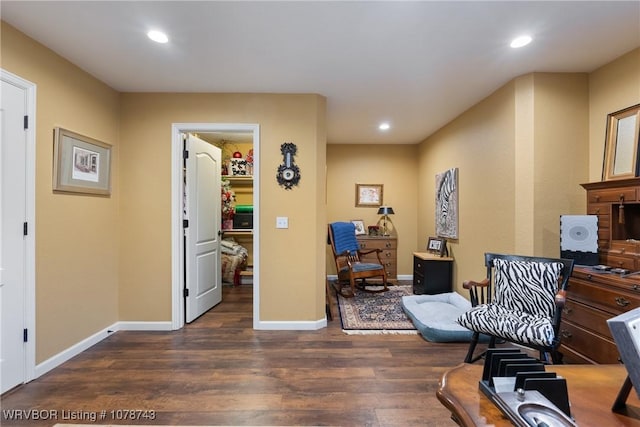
[457,253,574,364]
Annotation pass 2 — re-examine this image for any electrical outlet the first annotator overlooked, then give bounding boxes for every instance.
[276,216,288,229]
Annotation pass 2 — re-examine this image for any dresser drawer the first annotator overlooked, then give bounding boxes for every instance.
[360,249,395,261]
[587,202,610,217]
[600,253,636,270]
[355,254,395,279]
[588,187,638,203]
[357,238,397,250]
[560,321,621,364]
[568,277,640,315]
[563,299,613,340]
[380,261,396,277]
[609,241,640,261]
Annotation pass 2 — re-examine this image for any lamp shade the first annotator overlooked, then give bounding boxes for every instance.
[377,206,395,215]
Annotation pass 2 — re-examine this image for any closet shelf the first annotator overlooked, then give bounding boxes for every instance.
[222,175,253,185]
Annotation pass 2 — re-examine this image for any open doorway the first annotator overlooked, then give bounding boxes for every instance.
[171,123,260,331]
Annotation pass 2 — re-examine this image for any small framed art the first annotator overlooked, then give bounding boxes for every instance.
[351,220,366,235]
[355,184,383,207]
[53,127,112,196]
[427,236,448,257]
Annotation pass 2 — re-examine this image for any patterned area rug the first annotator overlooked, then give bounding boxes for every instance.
[336,284,418,334]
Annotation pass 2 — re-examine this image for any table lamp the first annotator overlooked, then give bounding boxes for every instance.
[377,206,395,236]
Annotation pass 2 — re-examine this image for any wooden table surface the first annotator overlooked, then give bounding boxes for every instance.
[437,363,640,426]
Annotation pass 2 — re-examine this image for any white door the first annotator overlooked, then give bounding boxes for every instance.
[184,134,222,322]
[1,77,28,393]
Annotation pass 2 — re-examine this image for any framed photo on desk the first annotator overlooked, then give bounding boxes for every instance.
[427,236,447,257]
[351,219,366,235]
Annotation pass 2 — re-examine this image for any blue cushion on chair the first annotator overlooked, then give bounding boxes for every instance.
[351,262,384,272]
[402,292,479,342]
[330,222,359,254]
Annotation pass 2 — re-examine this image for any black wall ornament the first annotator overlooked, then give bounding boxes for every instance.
[277,142,300,189]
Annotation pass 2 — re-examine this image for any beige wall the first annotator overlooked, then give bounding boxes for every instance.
[1,23,121,362]
[418,73,590,290]
[326,145,419,276]
[418,82,518,287]
[118,93,327,322]
[589,48,640,182]
[532,73,589,255]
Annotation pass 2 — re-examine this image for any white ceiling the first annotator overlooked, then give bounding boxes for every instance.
[2,1,639,144]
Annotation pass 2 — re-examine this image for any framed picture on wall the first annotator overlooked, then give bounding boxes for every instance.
[355,184,383,207]
[435,168,458,239]
[603,104,640,181]
[53,127,112,196]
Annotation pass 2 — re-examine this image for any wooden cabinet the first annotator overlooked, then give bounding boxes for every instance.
[582,178,640,269]
[561,267,640,363]
[356,235,397,280]
[412,252,453,295]
[562,178,640,363]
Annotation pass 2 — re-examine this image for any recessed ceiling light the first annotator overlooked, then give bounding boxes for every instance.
[378,122,390,131]
[147,30,169,44]
[510,35,532,48]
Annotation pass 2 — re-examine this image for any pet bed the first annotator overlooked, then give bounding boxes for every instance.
[401,292,477,342]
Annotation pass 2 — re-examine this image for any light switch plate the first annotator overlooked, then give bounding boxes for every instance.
[276,216,288,229]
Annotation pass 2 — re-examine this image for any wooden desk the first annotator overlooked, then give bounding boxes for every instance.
[437,363,640,426]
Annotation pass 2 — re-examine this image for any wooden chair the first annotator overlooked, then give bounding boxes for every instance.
[328,222,389,298]
[457,253,574,364]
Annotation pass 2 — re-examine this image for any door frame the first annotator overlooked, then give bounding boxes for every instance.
[0,69,36,385]
[171,123,260,330]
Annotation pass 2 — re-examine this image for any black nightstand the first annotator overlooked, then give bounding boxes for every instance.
[413,252,453,294]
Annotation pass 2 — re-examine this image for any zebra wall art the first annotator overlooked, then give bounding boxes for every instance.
[435,168,458,239]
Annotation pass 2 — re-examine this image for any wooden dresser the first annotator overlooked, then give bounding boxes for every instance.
[356,235,397,280]
[560,178,640,363]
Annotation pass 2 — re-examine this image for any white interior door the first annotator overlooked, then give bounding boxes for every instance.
[184,134,222,322]
[1,77,27,393]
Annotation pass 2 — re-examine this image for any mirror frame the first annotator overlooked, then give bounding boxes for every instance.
[603,104,640,181]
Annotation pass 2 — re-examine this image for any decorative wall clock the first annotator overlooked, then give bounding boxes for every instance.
[277,142,300,189]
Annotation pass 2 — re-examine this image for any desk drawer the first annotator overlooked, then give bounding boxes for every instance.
[568,277,640,314]
[560,321,620,364]
[563,299,613,340]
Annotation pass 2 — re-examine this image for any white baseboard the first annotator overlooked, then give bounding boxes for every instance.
[116,321,173,331]
[34,320,173,379]
[255,319,327,330]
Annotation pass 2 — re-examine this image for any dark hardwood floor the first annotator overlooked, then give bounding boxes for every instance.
[1,284,472,426]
